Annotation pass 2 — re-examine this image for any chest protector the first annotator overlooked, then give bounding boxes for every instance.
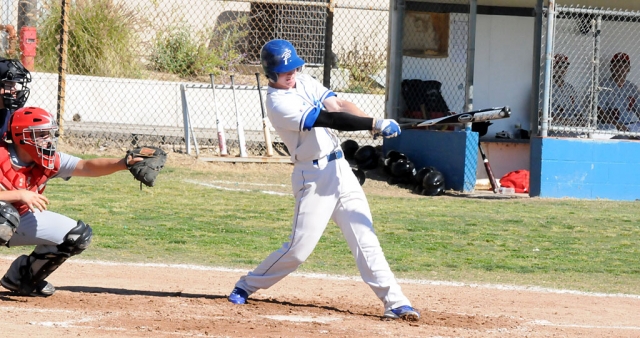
[0,145,60,215]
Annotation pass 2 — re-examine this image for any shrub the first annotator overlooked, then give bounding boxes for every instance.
[338,37,386,94]
[150,24,229,78]
[150,16,248,78]
[36,0,143,78]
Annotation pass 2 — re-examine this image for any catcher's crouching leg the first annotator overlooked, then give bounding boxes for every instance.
[1,220,92,297]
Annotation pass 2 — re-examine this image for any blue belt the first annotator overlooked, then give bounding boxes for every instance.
[312,150,343,165]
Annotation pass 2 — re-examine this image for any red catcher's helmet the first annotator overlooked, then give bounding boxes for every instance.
[10,107,58,169]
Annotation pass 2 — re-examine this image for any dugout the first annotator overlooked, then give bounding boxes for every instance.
[385,0,640,200]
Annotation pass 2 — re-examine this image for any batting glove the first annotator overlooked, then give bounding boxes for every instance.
[373,119,401,138]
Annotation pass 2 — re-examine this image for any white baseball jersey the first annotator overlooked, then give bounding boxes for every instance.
[598,77,640,128]
[265,73,340,162]
[551,81,579,120]
[234,73,413,312]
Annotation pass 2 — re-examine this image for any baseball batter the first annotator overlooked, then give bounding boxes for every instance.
[0,106,143,297]
[227,39,420,321]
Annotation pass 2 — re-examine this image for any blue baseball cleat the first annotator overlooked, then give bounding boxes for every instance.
[228,287,249,304]
[383,305,420,321]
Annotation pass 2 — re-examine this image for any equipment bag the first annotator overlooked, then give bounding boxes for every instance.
[499,170,530,193]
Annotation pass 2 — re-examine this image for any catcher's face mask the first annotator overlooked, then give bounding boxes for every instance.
[22,127,58,169]
[10,107,58,169]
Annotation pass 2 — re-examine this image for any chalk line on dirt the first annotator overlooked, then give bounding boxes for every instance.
[261,315,342,323]
[529,320,640,330]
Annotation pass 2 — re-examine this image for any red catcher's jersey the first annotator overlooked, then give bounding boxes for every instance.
[0,142,60,215]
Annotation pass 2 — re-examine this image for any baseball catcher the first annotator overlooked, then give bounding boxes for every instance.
[125,146,167,188]
[0,107,165,297]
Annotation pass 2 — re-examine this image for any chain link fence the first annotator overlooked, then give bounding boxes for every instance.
[540,5,640,139]
[0,0,390,157]
[397,0,470,127]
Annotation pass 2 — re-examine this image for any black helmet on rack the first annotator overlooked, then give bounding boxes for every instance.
[354,145,378,170]
[422,168,445,196]
[390,159,415,178]
[341,139,359,161]
[383,150,408,176]
[413,166,435,186]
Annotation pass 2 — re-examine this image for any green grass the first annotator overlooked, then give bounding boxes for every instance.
[37,158,640,295]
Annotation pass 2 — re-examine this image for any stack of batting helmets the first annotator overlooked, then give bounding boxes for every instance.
[412,166,433,188]
[389,159,416,184]
[341,139,359,161]
[384,150,417,185]
[383,150,407,176]
[354,145,378,170]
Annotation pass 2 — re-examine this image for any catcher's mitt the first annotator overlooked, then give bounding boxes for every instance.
[125,146,167,188]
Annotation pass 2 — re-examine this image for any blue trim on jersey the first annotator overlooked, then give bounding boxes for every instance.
[302,105,321,131]
[321,91,337,101]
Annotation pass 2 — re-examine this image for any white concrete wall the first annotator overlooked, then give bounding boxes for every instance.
[473,14,535,136]
[26,72,385,133]
[476,141,530,188]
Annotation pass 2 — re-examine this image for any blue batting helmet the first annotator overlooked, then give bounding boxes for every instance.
[260,39,305,82]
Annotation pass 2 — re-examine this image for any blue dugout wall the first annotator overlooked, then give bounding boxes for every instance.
[383,130,479,192]
[530,137,640,201]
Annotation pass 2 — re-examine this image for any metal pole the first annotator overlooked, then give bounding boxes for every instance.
[529,0,544,137]
[17,0,36,31]
[56,0,70,138]
[589,16,601,139]
[322,0,335,89]
[540,0,556,138]
[464,0,477,132]
[385,0,405,120]
[2,0,12,51]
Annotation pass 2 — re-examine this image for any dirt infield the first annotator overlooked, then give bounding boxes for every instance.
[0,257,638,338]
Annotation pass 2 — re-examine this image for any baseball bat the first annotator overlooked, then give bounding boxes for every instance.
[209,74,228,156]
[230,75,248,158]
[399,106,511,129]
[478,142,498,193]
[255,73,274,157]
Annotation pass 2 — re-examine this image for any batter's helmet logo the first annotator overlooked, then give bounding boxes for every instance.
[282,49,292,65]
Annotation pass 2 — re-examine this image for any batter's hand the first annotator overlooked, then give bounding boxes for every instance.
[19,190,50,212]
[373,119,401,138]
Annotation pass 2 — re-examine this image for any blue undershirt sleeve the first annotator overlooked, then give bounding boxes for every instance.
[302,105,321,131]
